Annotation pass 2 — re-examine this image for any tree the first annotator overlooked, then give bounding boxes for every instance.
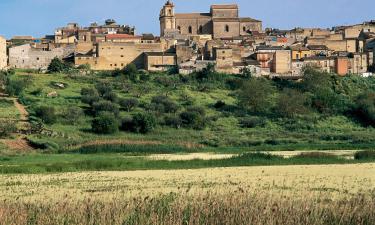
[238,78,276,114]
[179,106,207,130]
[81,88,100,106]
[61,106,84,125]
[119,98,139,112]
[124,63,139,81]
[0,120,17,138]
[92,100,120,117]
[150,95,179,113]
[91,112,119,134]
[48,57,70,73]
[276,89,311,118]
[35,106,57,124]
[196,63,216,80]
[240,67,252,79]
[127,113,157,134]
[5,78,29,96]
[352,91,375,127]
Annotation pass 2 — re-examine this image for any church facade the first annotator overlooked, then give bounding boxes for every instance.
[160,1,262,39]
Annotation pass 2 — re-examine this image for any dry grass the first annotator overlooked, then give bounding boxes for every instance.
[1,163,375,224]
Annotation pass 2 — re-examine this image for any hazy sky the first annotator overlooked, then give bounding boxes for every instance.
[0,0,374,38]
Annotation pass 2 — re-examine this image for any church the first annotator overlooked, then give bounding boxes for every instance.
[159,1,262,39]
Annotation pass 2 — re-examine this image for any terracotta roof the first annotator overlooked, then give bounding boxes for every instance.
[105,34,141,39]
[211,4,238,9]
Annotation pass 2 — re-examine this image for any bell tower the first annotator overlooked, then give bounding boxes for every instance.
[159,0,176,37]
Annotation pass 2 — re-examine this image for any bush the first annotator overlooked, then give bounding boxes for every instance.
[150,95,179,113]
[354,150,375,160]
[276,89,310,118]
[5,79,30,96]
[0,121,17,137]
[35,106,57,124]
[122,113,156,134]
[95,82,113,97]
[47,57,72,73]
[124,63,139,81]
[81,88,100,106]
[213,100,226,109]
[164,115,182,129]
[119,98,139,112]
[91,112,119,134]
[352,92,375,127]
[180,107,207,130]
[239,117,266,128]
[238,78,276,114]
[61,106,84,125]
[92,100,120,117]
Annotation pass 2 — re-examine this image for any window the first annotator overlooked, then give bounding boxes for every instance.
[188,26,192,34]
[115,64,117,67]
[243,26,246,32]
[177,26,181,31]
[199,25,203,34]
[222,51,225,53]
[225,25,229,32]
[222,57,225,60]
[296,54,300,59]
[121,55,124,57]
[110,64,113,66]
[304,54,308,58]
[36,57,40,61]
[168,9,172,15]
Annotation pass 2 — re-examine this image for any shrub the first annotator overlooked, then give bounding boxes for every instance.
[47,57,72,73]
[150,95,179,113]
[91,112,119,134]
[61,106,84,125]
[214,100,226,109]
[92,100,120,117]
[5,79,30,96]
[95,82,113,97]
[122,113,156,134]
[352,92,375,127]
[180,107,207,130]
[354,150,375,160]
[238,78,276,114]
[102,91,118,103]
[124,63,139,81]
[239,117,266,128]
[164,115,182,129]
[276,89,311,118]
[294,152,337,159]
[0,121,17,137]
[119,98,139,112]
[35,106,57,124]
[81,88,100,106]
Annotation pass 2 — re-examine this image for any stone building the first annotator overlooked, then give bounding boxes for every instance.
[0,36,7,70]
[272,50,291,74]
[144,52,177,71]
[8,44,75,70]
[213,47,233,73]
[75,42,166,70]
[160,1,262,39]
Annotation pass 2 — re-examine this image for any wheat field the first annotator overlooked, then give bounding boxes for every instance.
[1,163,375,224]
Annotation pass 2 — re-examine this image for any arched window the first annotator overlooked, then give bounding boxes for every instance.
[225,25,229,32]
[168,9,172,15]
[199,25,203,34]
[243,26,246,32]
[177,26,181,31]
[188,26,192,34]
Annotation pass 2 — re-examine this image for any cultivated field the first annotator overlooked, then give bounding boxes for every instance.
[1,163,375,224]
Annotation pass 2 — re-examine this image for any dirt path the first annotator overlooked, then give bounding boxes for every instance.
[0,95,33,151]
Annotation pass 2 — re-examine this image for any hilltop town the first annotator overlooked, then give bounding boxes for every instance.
[0,1,374,77]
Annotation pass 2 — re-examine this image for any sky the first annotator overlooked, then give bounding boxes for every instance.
[0,0,374,39]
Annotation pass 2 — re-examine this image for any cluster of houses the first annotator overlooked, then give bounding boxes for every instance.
[1,1,374,78]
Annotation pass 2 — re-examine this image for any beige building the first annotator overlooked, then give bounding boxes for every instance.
[0,36,7,70]
[272,50,291,74]
[144,52,176,71]
[160,1,262,39]
[75,42,165,70]
[213,47,233,73]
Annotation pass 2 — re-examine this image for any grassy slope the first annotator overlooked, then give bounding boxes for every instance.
[12,72,375,153]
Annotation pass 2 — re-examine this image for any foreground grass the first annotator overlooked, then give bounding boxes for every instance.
[1,191,375,225]
[0,152,373,174]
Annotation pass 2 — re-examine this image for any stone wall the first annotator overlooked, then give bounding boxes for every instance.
[144,53,176,71]
[0,36,7,69]
[213,20,240,39]
[8,44,75,69]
